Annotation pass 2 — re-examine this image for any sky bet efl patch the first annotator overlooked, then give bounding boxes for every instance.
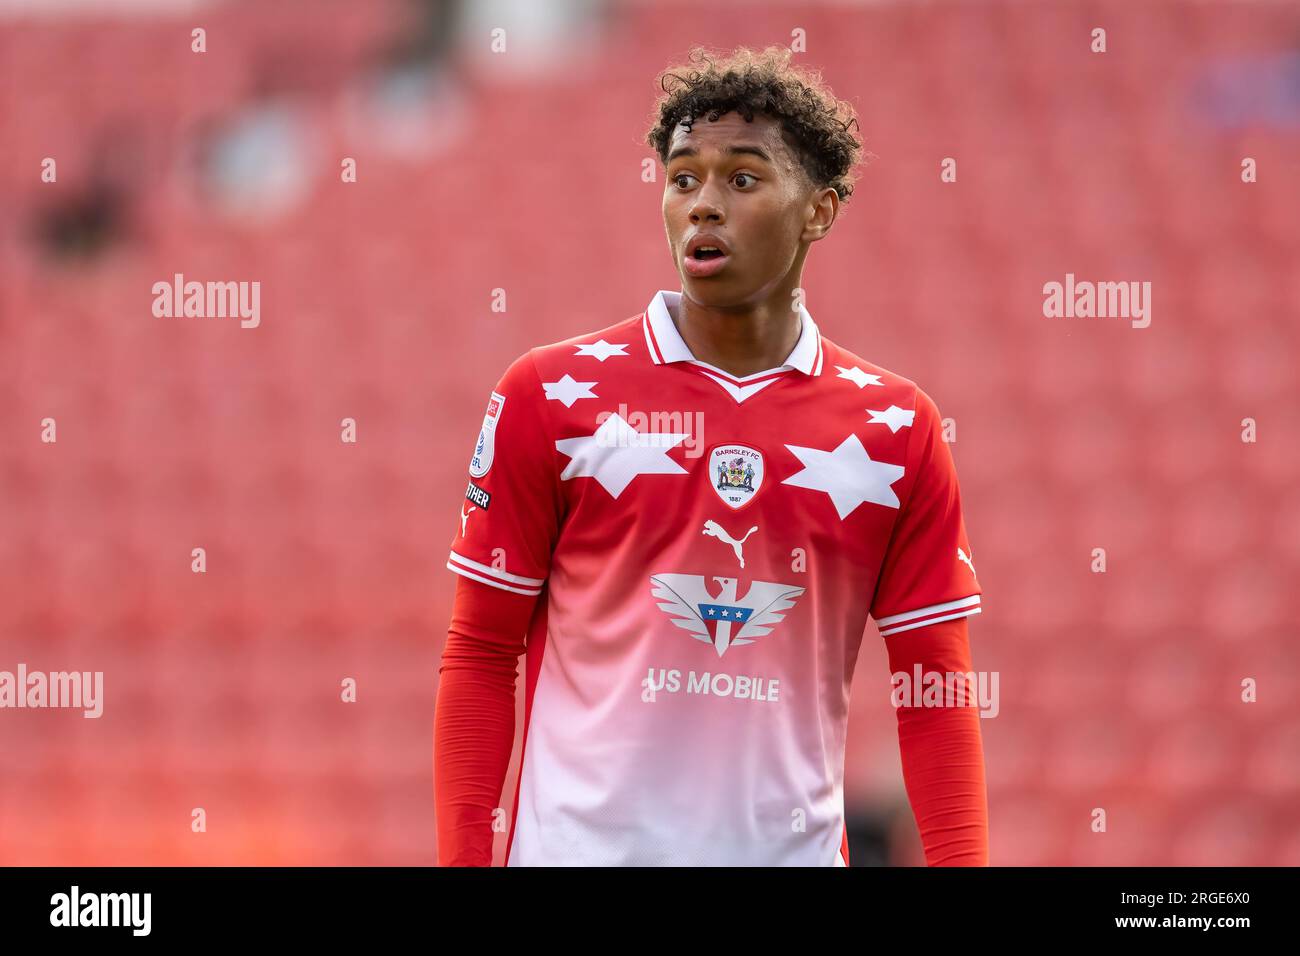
[468,391,505,478]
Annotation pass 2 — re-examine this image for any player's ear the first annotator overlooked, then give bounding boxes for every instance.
[802,186,838,243]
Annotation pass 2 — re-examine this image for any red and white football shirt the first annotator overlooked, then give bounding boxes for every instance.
[446,289,983,866]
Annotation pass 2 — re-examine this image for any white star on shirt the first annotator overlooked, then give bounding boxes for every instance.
[782,434,906,519]
[555,413,689,498]
[866,405,916,433]
[836,365,884,389]
[543,374,598,407]
[574,339,629,361]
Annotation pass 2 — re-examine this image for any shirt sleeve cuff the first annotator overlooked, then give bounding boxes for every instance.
[875,595,981,636]
[447,549,545,596]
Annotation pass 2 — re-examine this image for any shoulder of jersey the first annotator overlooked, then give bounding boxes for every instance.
[816,334,925,412]
[523,312,651,379]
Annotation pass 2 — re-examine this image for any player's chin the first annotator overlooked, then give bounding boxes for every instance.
[680,277,739,309]
[679,265,739,297]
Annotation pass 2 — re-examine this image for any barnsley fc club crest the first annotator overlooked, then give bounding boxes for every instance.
[708,444,764,510]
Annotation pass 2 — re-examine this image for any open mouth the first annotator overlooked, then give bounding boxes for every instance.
[683,238,731,277]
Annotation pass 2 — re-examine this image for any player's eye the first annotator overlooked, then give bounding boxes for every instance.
[672,173,697,189]
[733,172,757,188]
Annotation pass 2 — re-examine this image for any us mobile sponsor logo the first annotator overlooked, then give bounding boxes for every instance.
[465,480,490,510]
[642,665,780,703]
[649,573,805,657]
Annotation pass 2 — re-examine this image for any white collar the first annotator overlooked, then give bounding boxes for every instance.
[642,289,824,377]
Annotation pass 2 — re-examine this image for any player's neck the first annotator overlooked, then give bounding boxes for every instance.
[670,291,802,378]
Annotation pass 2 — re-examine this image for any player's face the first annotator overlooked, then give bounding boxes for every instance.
[661,111,814,306]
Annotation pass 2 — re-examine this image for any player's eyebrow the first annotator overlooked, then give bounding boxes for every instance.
[665,144,774,165]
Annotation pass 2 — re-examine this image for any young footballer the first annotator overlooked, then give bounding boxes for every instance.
[436,46,988,866]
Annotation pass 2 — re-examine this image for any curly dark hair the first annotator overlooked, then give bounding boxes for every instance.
[645,45,865,204]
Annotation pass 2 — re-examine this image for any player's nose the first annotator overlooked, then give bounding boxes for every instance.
[688,187,725,224]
